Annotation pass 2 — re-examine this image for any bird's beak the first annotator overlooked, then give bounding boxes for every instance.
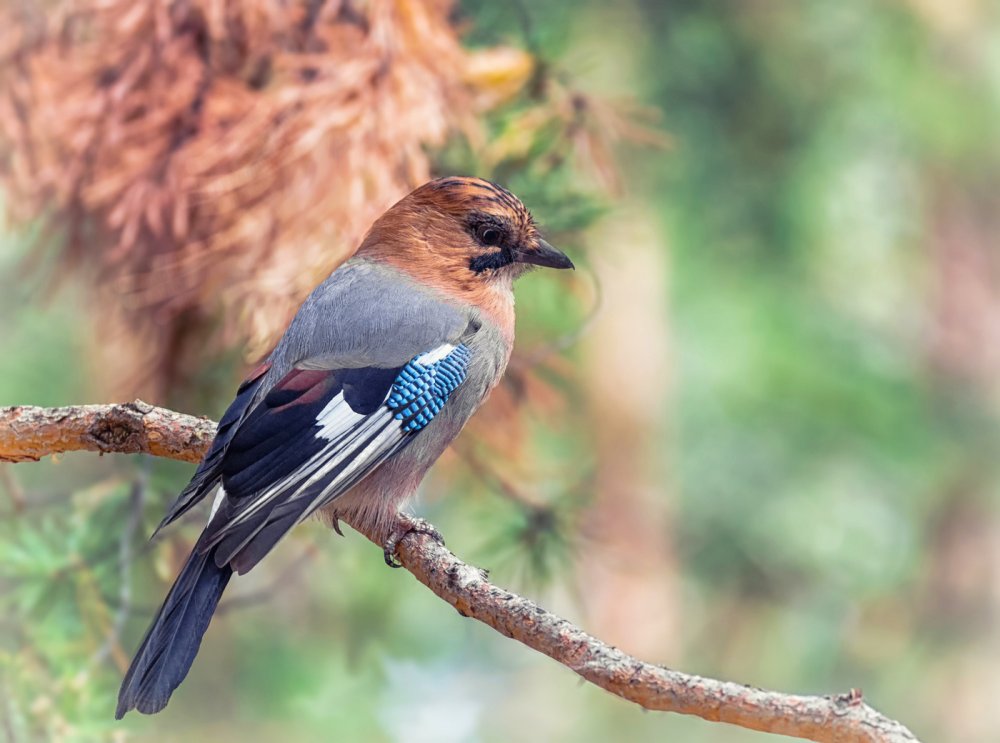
[515,238,575,270]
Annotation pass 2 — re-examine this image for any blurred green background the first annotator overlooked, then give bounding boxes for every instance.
[3,1,1000,741]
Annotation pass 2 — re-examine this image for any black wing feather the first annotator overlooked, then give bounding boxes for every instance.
[219,369,344,496]
[205,365,407,573]
[115,542,232,718]
[152,362,271,536]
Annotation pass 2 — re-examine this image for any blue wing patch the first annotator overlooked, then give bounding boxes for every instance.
[387,344,472,432]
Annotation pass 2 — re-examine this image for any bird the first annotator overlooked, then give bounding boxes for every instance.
[115,176,574,718]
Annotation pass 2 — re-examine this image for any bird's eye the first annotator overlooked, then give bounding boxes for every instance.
[477,226,503,246]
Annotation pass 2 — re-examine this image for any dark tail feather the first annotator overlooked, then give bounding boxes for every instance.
[116,546,233,718]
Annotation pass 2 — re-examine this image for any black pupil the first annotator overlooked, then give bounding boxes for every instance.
[480,227,501,245]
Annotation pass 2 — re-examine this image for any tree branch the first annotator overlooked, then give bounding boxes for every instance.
[0,401,216,464]
[0,402,921,743]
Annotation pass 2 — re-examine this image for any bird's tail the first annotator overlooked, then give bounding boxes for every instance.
[115,544,232,718]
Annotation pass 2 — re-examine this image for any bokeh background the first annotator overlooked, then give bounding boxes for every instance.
[2,1,1000,741]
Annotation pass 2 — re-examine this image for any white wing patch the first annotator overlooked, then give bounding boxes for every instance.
[316,393,368,441]
[414,343,457,365]
[203,391,407,557]
[209,486,226,522]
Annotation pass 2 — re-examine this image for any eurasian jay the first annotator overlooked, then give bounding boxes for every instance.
[115,177,574,718]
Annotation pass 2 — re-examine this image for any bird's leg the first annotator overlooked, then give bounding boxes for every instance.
[383,514,445,568]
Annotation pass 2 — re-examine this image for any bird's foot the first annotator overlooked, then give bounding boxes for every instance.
[330,510,345,537]
[383,516,445,568]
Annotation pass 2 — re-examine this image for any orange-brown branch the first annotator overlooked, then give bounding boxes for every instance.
[0,402,216,464]
[0,402,920,743]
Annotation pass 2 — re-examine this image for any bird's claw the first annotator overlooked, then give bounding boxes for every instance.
[382,516,445,568]
[331,511,345,538]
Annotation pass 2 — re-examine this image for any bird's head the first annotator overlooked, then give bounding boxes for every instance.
[356,177,573,299]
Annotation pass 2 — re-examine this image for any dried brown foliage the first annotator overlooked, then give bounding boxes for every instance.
[0,0,665,412]
[0,0,537,395]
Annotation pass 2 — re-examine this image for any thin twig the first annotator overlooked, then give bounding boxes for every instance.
[455,443,545,510]
[0,402,921,743]
[0,465,26,513]
[512,261,603,372]
[88,461,149,671]
[0,676,19,743]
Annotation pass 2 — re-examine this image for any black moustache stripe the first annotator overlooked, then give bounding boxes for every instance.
[469,250,514,273]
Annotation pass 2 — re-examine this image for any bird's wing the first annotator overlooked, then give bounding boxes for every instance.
[154,261,472,572]
[200,341,472,574]
[152,360,273,534]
